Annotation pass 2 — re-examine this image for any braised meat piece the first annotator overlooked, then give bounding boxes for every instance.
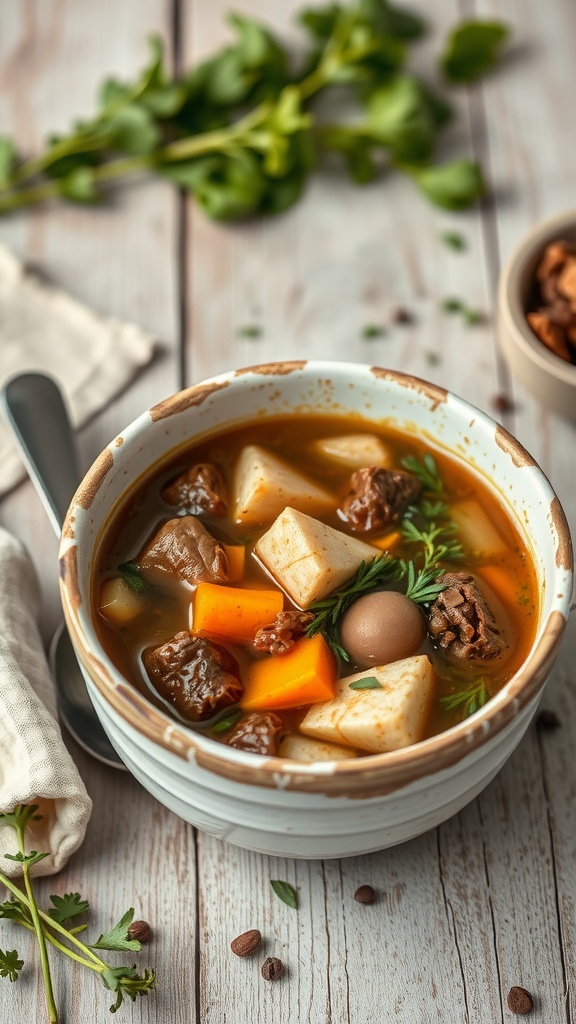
[227,712,285,756]
[428,572,506,659]
[340,467,422,532]
[139,516,228,584]
[162,462,228,516]
[253,610,314,655]
[143,632,242,721]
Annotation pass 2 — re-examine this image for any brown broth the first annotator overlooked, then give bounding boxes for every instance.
[93,414,539,750]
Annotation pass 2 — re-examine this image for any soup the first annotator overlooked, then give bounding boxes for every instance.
[93,414,538,762]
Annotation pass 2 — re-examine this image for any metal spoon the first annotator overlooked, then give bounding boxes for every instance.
[1,372,125,768]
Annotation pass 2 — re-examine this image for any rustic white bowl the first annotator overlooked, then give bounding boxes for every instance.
[498,208,576,420]
[59,362,573,859]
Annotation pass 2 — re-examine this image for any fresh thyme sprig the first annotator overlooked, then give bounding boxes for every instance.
[401,453,444,495]
[0,805,156,1019]
[440,680,490,718]
[306,555,404,659]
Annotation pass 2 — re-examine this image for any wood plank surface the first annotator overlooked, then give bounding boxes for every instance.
[0,0,575,1022]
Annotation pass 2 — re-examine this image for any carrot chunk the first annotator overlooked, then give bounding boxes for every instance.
[223,544,246,583]
[242,634,336,712]
[193,582,283,643]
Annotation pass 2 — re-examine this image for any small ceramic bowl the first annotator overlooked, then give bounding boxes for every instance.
[498,208,576,420]
[59,362,573,859]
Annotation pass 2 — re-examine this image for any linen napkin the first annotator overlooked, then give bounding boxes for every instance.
[0,527,92,876]
[0,242,156,496]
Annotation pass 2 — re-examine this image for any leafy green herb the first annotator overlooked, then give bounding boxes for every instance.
[425,351,440,366]
[441,297,483,324]
[401,518,463,570]
[361,324,386,339]
[118,562,144,594]
[212,711,243,734]
[440,680,490,718]
[236,324,262,339]
[441,230,466,251]
[441,21,509,84]
[442,296,463,312]
[401,453,444,495]
[349,676,382,690]
[0,805,155,1018]
[0,949,23,982]
[464,307,483,325]
[306,555,405,659]
[270,880,298,909]
[0,5,496,220]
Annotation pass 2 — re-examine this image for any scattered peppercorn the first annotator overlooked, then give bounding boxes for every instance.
[506,986,534,1015]
[127,920,151,944]
[261,956,284,981]
[491,393,515,414]
[536,708,561,731]
[230,929,262,958]
[392,306,413,325]
[354,885,376,905]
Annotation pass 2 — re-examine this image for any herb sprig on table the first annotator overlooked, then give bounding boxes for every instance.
[0,805,155,1021]
[0,4,508,220]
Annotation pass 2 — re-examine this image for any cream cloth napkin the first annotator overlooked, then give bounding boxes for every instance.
[0,242,156,496]
[0,527,92,876]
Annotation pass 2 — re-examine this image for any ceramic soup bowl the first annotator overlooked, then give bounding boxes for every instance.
[59,362,573,859]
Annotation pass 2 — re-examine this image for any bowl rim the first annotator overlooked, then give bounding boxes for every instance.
[499,207,576,383]
[59,362,574,797]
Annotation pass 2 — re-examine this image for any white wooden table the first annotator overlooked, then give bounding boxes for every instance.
[1,1,575,1021]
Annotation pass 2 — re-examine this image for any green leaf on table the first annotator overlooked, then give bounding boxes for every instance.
[365,76,437,162]
[407,158,484,210]
[270,879,298,909]
[48,892,90,924]
[0,949,24,983]
[441,20,509,84]
[165,151,265,221]
[349,676,382,690]
[91,908,142,952]
[101,965,156,1013]
[362,0,427,41]
[61,167,99,204]
[0,901,28,925]
[0,138,16,185]
[106,104,160,155]
[441,231,466,251]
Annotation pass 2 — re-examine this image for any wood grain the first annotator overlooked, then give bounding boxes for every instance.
[0,0,575,1021]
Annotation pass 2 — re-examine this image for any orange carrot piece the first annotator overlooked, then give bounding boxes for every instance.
[476,564,518,609]
[193,582,283,643]
[242,634,336,712]
[370,530,401,552]
[223,544,246,583]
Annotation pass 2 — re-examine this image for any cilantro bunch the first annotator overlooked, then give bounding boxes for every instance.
[0,3,508,220]
[0,805,155,1021]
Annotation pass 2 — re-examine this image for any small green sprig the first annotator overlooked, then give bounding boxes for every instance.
[440,680,490,718]
[306,555,405,659]
[401,453,444,495]
[0,806,155,1020]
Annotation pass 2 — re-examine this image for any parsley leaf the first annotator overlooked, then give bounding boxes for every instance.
[406,158,485,210]
[91,908,142,952]
[441,21,509,84]
[441,230,466,251]
[0,948,24,982]
[48,893,90,925]
[270,880,298,909]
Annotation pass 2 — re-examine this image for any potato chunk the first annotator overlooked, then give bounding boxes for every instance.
[300,655,435,753]
[279,735,357,762]
[232,445,334,525]
[255,507,381,608]
[99,577,144,625]
[310,433,391,469]
[450,499,507,558]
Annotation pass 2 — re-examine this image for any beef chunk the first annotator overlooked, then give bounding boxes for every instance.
[527,311,573,362]
[428,572,506,659]
[143,632,242,721]
[139,516,228,584]
[340,467,422,532]
[162,463,228,516]
[227,712,285,756]
[253,611,314,655]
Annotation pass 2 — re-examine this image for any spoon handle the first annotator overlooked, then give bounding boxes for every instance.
[1,372,81,535]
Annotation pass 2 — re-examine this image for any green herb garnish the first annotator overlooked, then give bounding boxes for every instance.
[237,324,262,339]
[270,880,298,910]
[361,324,386,339]
[442,296,463,313]
[306,555,405,659]
[441,20,509,84]
[0,805,155,1018]
[118,561,144,593]
[401,453,444,495]
[349,676,382,690]
[440,680,490,718]
[0,5,497,220]
[441,231,466,251]
[212,711,243,734]
[441,297,484,324]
